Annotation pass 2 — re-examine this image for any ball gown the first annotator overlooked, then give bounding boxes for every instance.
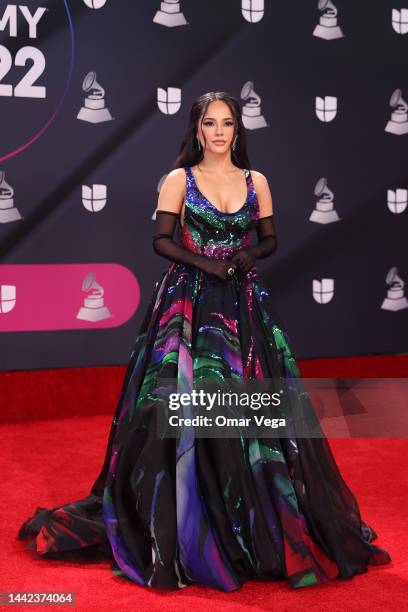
[17,166,392,591]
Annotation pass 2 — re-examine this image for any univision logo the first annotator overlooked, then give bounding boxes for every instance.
[83,0,108,8]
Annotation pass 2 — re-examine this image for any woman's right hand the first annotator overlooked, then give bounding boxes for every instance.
[201,258,238,281]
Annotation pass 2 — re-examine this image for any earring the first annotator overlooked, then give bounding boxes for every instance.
[232,135,238,151]
[196,137,201,151]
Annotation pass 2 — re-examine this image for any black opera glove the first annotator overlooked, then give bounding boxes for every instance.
[152,210,238,281]
[229,247,257,274]
[230,214,278,273]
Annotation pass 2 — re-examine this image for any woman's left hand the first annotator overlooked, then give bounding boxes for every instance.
[230,248,256,273]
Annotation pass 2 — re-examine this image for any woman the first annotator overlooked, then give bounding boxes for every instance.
[17,91,391,591]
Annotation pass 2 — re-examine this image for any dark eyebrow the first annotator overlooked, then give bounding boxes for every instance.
[203,116,234,120]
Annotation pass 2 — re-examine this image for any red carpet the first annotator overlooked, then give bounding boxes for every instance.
[2,354,408,424]
[2,356,406,610]
[2,418,404,611]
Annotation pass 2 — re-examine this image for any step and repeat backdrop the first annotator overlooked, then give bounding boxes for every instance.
[0,0,407,371]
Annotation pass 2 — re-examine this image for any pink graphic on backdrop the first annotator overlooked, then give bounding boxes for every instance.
[0,264,141,331]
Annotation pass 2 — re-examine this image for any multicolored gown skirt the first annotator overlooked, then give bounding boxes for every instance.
[17,166,392,591]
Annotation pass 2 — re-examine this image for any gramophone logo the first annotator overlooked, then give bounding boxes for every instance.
[310,177,340,224]
[313,278,334,304]
[0,285,16,314]
[392,8,408,34]
[76,272,112,322]
[82,184,108,212]
[152,175,168,220]
[157,87,181,115]
[83,0,108,8]
[77,71,114,123]
[242,0,264,23]
[240,81,268,129]
[387,188,408,214]
[384,88,408,134]
[313,0,345,40]
[0,2,74,162]
[315,95,337,122]
[381,267,408,311]
[0,171,23,223]
[153,0,187,27]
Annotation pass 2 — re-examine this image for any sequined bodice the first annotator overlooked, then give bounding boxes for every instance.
[180,166,259,260]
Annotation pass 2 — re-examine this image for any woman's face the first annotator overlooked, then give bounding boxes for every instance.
[196,100,236,154]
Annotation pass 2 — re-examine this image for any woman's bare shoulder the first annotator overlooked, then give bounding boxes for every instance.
[250,169,269,188]
[164,167,186,183]
[250,169,274,216]
[156,167,186,214]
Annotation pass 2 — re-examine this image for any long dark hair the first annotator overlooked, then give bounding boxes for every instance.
[170,91,251,171]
